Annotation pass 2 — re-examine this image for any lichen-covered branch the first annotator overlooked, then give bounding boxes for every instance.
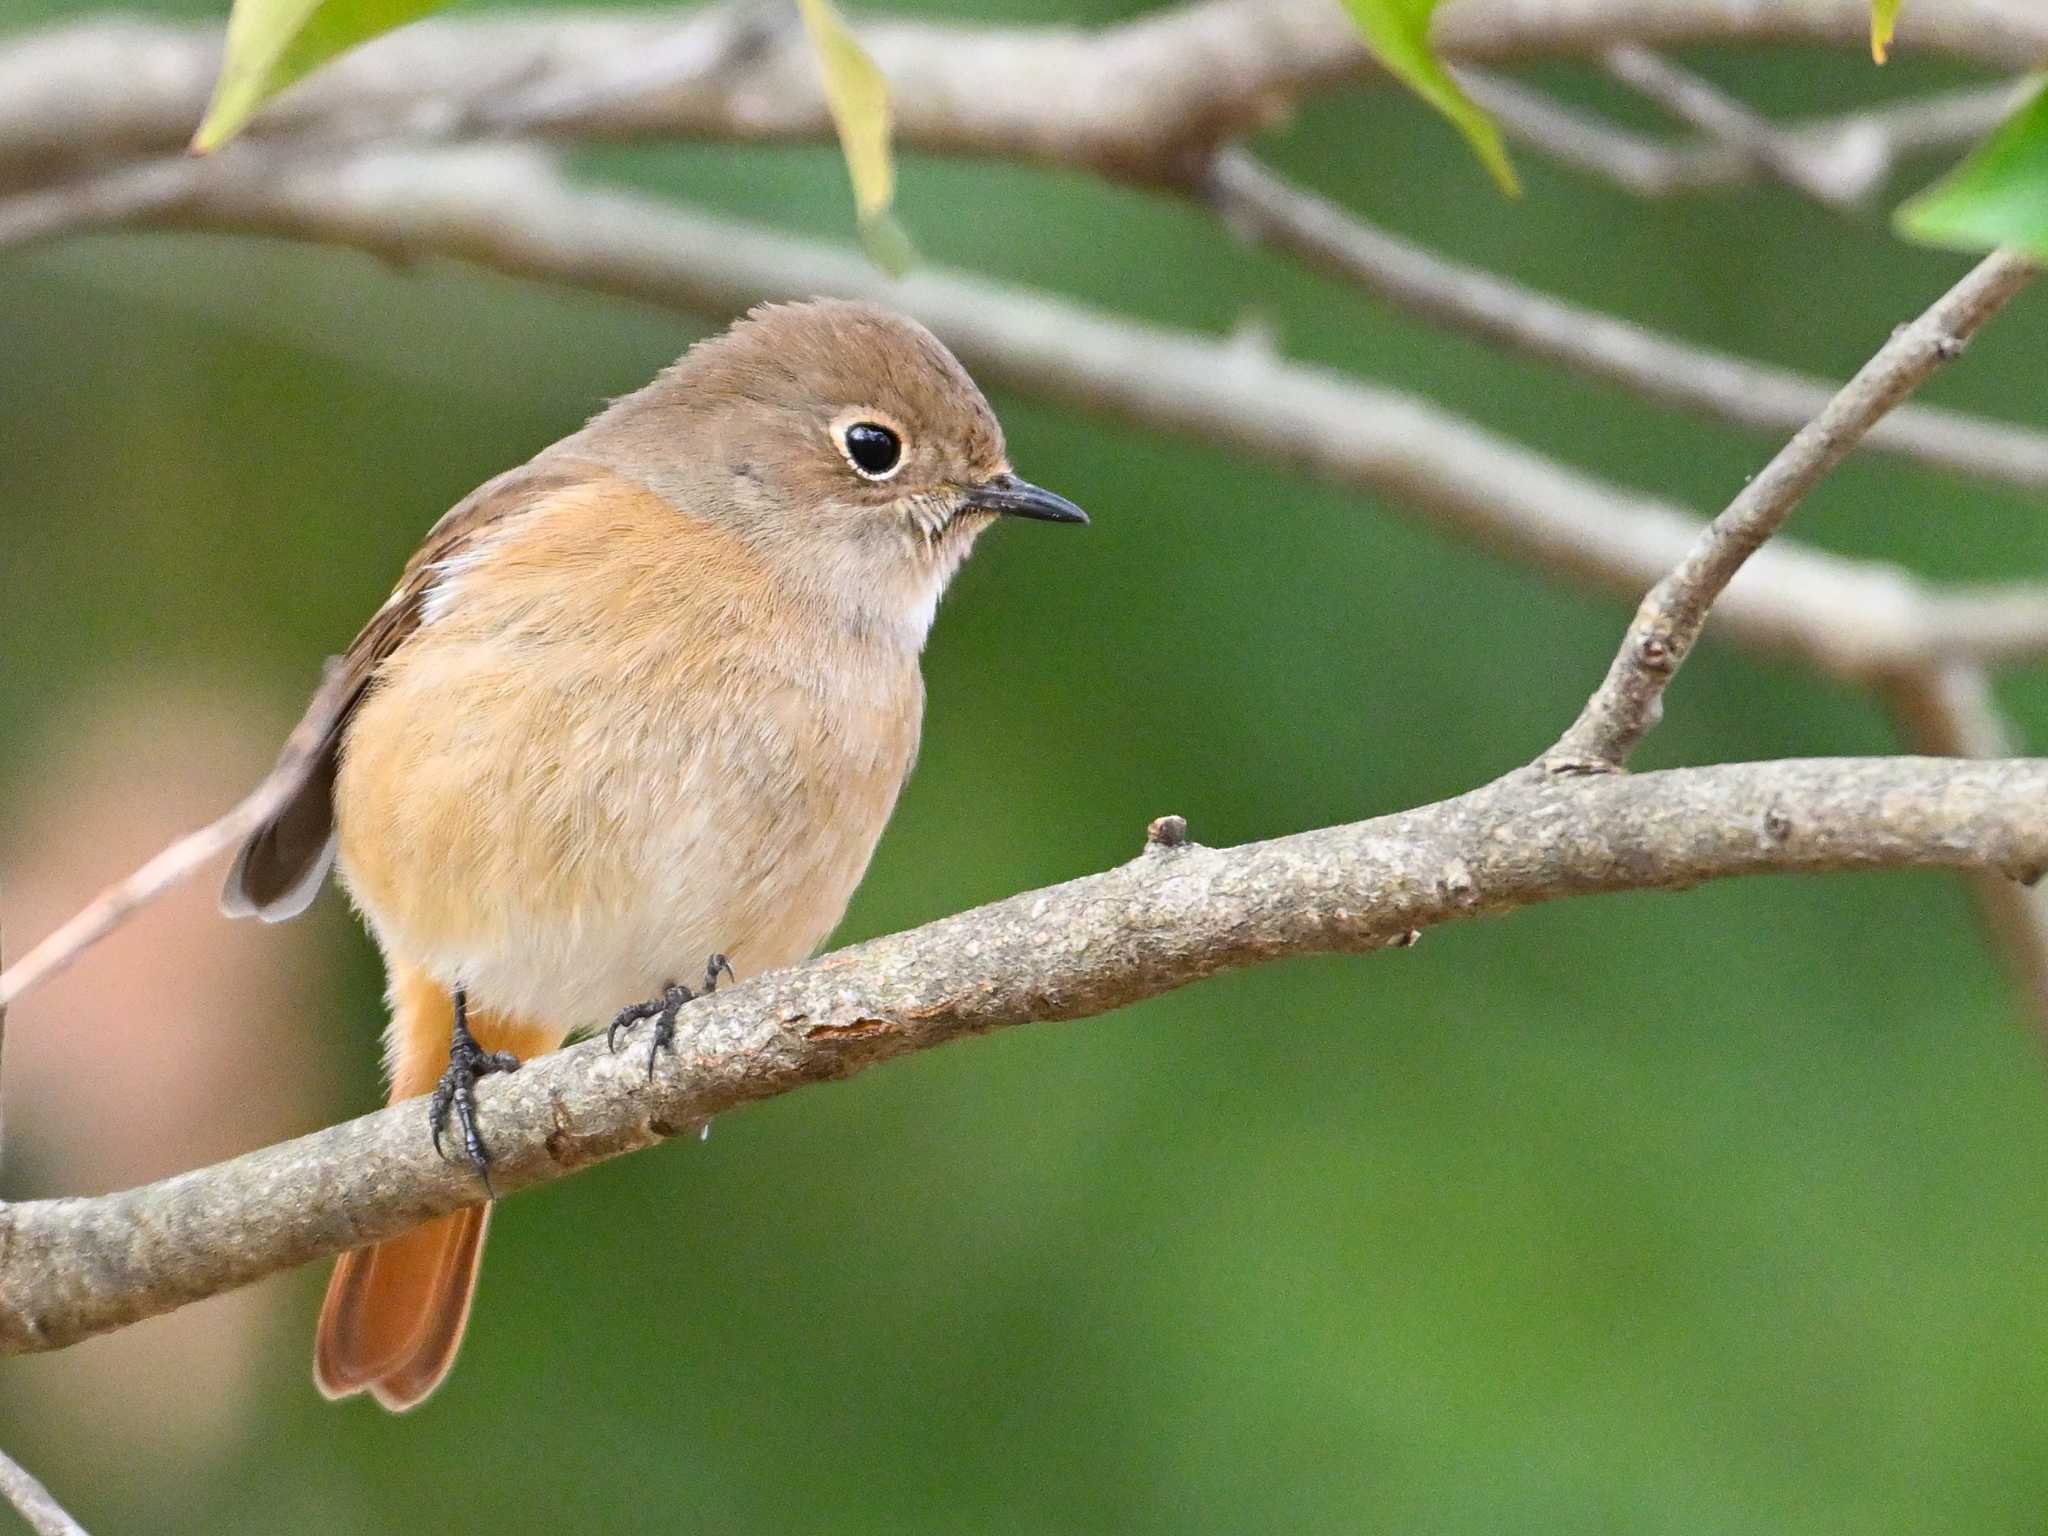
[4,755,2046,1355]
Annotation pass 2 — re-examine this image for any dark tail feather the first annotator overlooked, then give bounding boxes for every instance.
[221,657,355,922]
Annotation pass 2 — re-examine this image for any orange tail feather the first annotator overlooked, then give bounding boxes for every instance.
[314,1205,490,1410]
[313,968,555,1411]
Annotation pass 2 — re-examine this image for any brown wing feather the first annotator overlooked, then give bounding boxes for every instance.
[221,460,596,921]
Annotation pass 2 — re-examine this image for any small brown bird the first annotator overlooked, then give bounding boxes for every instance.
[222,300,1086,1411]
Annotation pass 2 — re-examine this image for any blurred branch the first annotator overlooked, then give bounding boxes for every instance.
[1204,152,2048,492]
[1886,665,2048,1032]
[0,1447,89,1536]
[2,0,2046,189]
[0,155,200,248]
[0,663,348,1011]
[4,755,2048,1352]
[27,144,2048,682]
[8,9,2048,503]
[1466,75,2029,202]
[1459,70,1749,197]
[1547,248,2039,770]
[1600,44,1860,207]
[1482,77,2039,204]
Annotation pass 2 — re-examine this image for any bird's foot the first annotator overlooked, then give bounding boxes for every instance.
[607,954,735,1079]
[429,990,521,1196]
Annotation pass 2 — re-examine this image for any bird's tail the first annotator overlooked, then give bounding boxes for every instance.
[314,1202,490,1412]
[313,968,550,1412]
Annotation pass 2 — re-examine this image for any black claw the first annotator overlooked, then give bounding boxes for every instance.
[428,988,521,1195]
[607,994,668,1054]
[608,954,739,1081]
[646,991,687,1081]
[704,953,735,993]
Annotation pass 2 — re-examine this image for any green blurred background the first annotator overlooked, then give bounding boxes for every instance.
[6,2,2048,1530]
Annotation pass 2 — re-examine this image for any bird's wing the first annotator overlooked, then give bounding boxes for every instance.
[220,459,596,921]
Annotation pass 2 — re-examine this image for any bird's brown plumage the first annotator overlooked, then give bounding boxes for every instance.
[224,299,1081,1410]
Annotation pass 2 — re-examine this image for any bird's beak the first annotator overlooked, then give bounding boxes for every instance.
[961,471,1089,525]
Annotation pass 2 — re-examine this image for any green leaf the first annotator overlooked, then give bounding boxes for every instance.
[1871,0,1901,62]
[796,0,917,270]
[193,0,448,152]
[1337,0,1518,196]
[1896,80,2048,259]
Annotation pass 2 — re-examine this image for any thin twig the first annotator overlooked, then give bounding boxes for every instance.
[1459,69,1743,197]
[4,756,2048,1354]
[0,661,346,1011]
[1204,152,2048,492]
[0,1447,89,1536]
[1841,78,2035,155]
[1602,44,1862,207]
[1461,74,2029,203]
[1791,79,2034,195]
[1545,248,2041,772]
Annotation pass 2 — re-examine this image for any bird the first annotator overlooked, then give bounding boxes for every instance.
[220,299,1088,1411]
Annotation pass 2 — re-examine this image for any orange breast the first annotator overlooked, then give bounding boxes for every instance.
[334,477,924,1030]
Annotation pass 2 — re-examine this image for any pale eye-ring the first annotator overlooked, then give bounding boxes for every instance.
[840,420,904,480]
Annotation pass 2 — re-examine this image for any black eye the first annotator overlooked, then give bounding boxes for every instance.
[842,421,902,478]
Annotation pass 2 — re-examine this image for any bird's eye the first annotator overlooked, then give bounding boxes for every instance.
[841,421,903,480]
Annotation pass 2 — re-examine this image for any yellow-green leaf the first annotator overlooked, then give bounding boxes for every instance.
[1871,0,1901,62]
[796,0,914,269]
[1337,0,1518,196]
[194,0,448,152]
[1897,80,2048,259]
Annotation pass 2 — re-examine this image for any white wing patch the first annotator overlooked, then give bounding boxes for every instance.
[419,521,523,626]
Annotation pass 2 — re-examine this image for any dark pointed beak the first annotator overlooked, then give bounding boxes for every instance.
[961,472,1089,525]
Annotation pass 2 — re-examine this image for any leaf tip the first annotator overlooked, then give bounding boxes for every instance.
[859,211,918,277]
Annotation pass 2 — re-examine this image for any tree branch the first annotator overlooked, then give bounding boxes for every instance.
[3,755,2046,1354]
[1600,43,1860,207]
[1459,75,2027,202]
[2,0,2044,190]
[1546,248,2040,771]
[0,1448,88,1536]
[1205,152,2048,492]
[1885,665,2048,1031]
[10,5,2048,499]
[35,144,2048,686]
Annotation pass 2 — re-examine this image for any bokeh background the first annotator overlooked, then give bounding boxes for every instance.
[6,3,2048,1531]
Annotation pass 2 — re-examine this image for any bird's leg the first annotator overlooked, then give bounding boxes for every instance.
[608,953,735,1079]
[428,987,522,1194]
